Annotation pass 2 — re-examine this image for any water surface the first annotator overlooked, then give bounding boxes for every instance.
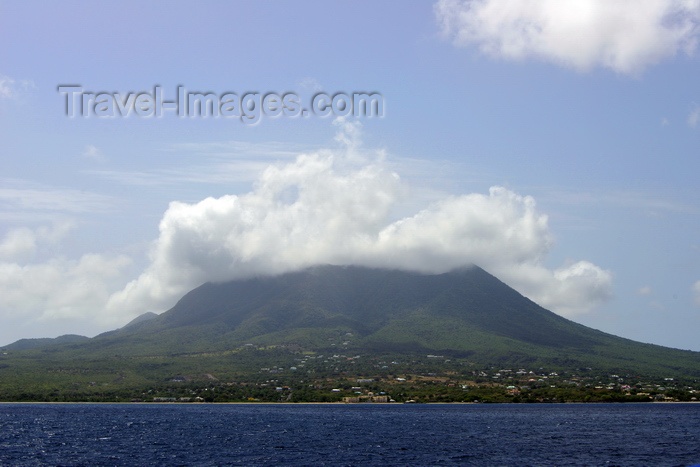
[1,403,699,466]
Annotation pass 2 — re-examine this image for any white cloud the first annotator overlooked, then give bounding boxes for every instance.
[0,254,132,323]
[0,228,37,261]
[82,144,107,162]
[107,120,612,320]
[0,123,614,344]
[0,222,132,344]
[0,74,34,99]
[435,0,700,74]
[495,261,612,317]
[0,222,74,261]
[693,280,700,305]
[0,76,14,99]
[638,285,653,295]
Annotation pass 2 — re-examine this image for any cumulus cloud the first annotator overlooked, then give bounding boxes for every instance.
[0,228,38,261]
[0,222,74,261]
[434,0,700,74]
[0,255,131,322]
[0,122,614,345]
[496,261,612,317]
[107,120,612,320]
[0,222,133,343]
[638,285,653,295]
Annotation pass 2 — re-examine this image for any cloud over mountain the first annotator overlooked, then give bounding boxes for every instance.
[435,0,700,74]
[107,121,612,320]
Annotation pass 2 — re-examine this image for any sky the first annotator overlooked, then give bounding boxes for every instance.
[1,0,699,351]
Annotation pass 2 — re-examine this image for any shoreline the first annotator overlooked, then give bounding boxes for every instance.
[2,400,698,405]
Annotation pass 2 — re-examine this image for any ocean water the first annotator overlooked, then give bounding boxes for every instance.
[1,403,699,466]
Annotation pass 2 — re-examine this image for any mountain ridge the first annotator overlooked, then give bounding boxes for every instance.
[55,264,699,373]
[2,264,699,402]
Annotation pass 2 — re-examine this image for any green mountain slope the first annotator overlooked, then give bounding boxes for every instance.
[61,266,700,370]
[1,265,699,401]
[2,334,89,351]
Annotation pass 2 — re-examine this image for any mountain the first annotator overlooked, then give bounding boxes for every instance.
[52,265,700,371]
[121,311,158,329]
[2,334,89,351]
[0,313,156,352]
[98,265,595,352]
[1,265,699,401]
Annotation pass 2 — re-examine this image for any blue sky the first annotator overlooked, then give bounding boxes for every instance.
[1,0,700,350]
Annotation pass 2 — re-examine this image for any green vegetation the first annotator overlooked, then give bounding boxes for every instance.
[1,266,700,402]
[1,346,697,402]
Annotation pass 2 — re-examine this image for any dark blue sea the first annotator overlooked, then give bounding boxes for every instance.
[1,403,699,466]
